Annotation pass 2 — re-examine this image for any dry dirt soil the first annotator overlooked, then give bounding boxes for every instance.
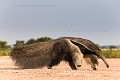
[0,56,120,80]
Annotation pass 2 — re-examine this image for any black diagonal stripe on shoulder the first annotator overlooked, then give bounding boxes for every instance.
[70,40,95,55]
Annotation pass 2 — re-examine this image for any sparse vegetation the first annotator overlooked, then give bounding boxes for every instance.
[26,37,53,44]
[0,49,11,56]
[102,49,120,58]
[0,41,11,56]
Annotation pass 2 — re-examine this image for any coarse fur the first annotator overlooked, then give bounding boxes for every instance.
[11,40,54,69]
[10,38,83,70]
[61,37,109,70]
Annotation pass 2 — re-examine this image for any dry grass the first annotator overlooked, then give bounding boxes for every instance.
[0,49,11,56]
[102,49,120,58]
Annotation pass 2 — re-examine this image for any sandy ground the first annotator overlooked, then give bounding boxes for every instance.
[0,56,120,80]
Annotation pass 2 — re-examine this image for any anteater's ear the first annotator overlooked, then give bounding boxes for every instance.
[70,40,93,52]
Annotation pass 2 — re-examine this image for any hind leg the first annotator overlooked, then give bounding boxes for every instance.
[48,43,64,69]
[47,53,63,69]
[48,55,78,70]
[47,59,61,69]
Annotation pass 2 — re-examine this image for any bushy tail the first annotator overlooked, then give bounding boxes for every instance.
[10,47,51,69]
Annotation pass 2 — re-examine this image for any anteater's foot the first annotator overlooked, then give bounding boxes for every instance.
[47,66,53,69]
